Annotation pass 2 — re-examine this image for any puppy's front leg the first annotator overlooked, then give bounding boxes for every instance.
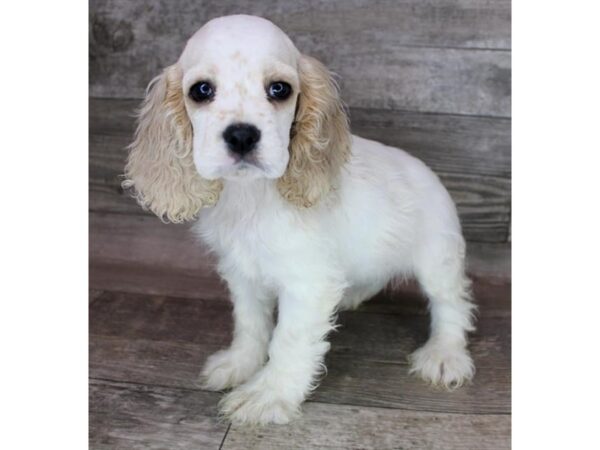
[202,275,276,391]
[220,281,343,425]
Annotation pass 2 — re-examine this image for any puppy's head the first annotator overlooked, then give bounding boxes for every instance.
[124,15,350,222]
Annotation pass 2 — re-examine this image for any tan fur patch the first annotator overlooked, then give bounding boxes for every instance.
[123,64,223,223]
[277,55,351,208]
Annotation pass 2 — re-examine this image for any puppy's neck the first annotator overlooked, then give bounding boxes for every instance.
[216,177,283,213]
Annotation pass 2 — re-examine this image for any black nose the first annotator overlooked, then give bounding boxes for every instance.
[222,123,261,156]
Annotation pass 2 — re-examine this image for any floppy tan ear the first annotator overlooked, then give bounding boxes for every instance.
[123,64,222,223]
[277,55,351,208]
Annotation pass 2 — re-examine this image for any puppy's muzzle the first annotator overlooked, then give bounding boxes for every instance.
[223,123,261,157]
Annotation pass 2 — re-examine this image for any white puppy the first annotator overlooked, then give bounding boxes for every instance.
[124,14,476,425]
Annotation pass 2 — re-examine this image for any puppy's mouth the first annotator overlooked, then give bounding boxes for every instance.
[222,156,269,179]
[230,152,261,167]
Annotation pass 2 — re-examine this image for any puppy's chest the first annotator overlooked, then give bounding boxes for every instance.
[197,206,305,281]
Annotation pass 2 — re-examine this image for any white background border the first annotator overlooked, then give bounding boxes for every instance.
[1,1,88,448]
[2,1,600,448]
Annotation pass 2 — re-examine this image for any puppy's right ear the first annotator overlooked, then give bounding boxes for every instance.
[123,64,222,223]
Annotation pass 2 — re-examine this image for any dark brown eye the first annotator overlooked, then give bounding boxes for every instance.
[189,81,214,102]
[267,82,292,100]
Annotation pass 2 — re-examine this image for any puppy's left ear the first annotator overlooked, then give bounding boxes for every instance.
[277,55,351,207]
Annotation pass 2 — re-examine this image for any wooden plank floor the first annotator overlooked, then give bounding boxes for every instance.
[89,212,511,449]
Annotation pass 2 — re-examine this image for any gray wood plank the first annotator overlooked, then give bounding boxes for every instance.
[90,324,510,415]
[223,402,510,450]
[90,291,510,414]
[90,212,227,300]
[90,0,510,56]
[90,293,232,346]
[443,172,510,243]
[316,356,509,415]
[353,276,510,318]
[89,379,227,450]
[90,212,511,301]
[91,259,228,301]
[351,108,511,178]
[89,378,510,450]
[332,46,510,117]
[90,181,137,216]
[90,1,510,116]
[89,98,511,242]
[89,291,509,360]
[89,289,104,304]
[466,242,511,280]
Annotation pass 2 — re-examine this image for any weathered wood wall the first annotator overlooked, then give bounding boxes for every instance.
[89,0,511,243]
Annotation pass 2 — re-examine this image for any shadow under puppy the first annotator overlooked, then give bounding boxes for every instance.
[124,14,476,425]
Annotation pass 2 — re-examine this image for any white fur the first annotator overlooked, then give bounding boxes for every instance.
[131,15,476,425]
[197,135,476,425]
[179,16,300,181]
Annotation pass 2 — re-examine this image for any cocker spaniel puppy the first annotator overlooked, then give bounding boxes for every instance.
[124,15,475,425]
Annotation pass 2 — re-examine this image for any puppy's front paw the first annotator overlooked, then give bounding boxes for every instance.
[219,373,301,425]
[408,340,475,390]
[201,348,263,391]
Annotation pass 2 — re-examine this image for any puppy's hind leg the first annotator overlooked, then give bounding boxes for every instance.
[409,234,476,389]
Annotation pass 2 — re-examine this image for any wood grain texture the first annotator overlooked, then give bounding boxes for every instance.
[224,402,510,450]
[90,330,510,415]
[351,108,510,178]
[89,380,509,450]
[90,0,510,55]
[89,379,227,450]
[89,0,511,116]
[90,290,510,414]
[89,98,511,242]
[332,46,510,117]
[89,289,104,305]
[466,242,511,280]
[90,212,227,300]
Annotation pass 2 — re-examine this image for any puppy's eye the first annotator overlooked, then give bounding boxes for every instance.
[189,81,215,102]
[267,81,292,100]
